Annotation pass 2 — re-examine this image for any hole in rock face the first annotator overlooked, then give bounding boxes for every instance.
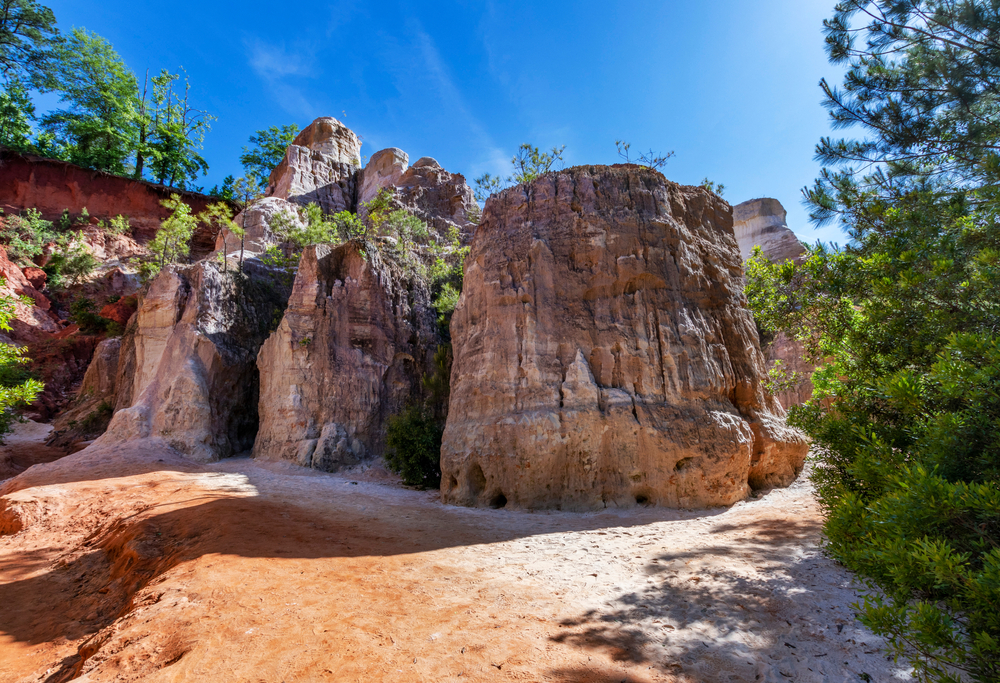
[634,493,650,506]
[468,463,487,497]
[674,457,693,472]
[490,493,508,509]
[448,476,458,491]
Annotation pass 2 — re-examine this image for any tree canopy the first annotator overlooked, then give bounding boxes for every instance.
[746,2,1000,680]
[239,124,299,186]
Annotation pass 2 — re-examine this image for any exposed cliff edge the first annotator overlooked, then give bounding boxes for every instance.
[733,197,813,408]
[440,165,808,511]
[253,243,442,470]
[732,197,806,265]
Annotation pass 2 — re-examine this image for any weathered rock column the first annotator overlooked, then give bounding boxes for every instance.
[252,243,442,471]
[440,165,808,511]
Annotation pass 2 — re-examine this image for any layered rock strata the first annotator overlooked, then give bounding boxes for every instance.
[440,165,808,511]
[253,243,442,471]
[732,198,805,265]
[733,198,813,408]
[99,259,292,461]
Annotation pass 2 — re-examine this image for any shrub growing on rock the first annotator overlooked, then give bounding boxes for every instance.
[384,404,442,488]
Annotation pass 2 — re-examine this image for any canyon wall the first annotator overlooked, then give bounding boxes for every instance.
[0,148,227,258]
[440,166,808,511]
[98,259,291,461]
[253,243,442,470]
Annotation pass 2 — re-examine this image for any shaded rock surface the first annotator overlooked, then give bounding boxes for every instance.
[47,337,121,449]
[99,259,292,461]
[733,198,813,408]
[441,165,808,511]
[253,243,442,470]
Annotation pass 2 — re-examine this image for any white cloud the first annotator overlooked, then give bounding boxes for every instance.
[244,37,318,118]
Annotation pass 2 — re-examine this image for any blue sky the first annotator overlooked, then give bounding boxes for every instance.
[41,0,847,245]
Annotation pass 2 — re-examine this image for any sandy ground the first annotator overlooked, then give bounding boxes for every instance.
[0,421,67,480]
[0,435,913,683]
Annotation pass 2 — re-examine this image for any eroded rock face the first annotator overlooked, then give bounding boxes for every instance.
[733,198,813,408]
[99,260,291,461]
[267,117,362,215]
[220,197,304,256]
[357,148,477,241]
[0,245,59,342]
[440,165,808,511]
[357,148,409,209]
[253,243,441,470]
[733,198,805,264]
[395,158,477,241]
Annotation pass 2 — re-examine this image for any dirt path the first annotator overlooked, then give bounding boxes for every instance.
[0,438,912,683]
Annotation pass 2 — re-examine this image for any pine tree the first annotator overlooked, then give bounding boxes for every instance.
[746,3,1000,680]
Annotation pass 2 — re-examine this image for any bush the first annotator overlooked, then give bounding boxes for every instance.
[384,405,443,488]
[68,297,108,334]
[0,208,58,265]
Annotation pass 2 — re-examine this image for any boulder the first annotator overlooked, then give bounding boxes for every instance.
[220,197,304,257]
[440,165,808,511]
[22,267,46,290]
[267,117,362,215]
[99,259,292,461]
[733,198,813,408]
[732,198,805,264]
[253,243,442,470]
[99,295,138,328]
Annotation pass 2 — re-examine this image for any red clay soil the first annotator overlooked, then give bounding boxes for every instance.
[0,438,911,683]
[0,148,228,258]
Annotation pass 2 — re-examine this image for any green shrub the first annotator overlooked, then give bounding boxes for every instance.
[68,297,108,334]
[384,405,443,488]
[0,208,57,265]
[43,232,96,289]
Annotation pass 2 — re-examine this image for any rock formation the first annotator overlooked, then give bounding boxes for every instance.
[266,117,362,215]
[222,118,477,255]
[732,198,805,264]
[0,245,58,341]
[216,196,304,257]
[99,259,292,461]
[253,243,441,470]
[440,165,808,511]
[733,198,813,408]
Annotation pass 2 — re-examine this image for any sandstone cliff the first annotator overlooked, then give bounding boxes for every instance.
[733,198,813,408]
[441,166,808,510]
[98,259,291,461]
[732,198,806,264]
[253,242,442,470]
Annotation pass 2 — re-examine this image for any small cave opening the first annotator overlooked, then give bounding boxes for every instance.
[469,463,487,497]
[489,492,508,509]
[634,493,650,506]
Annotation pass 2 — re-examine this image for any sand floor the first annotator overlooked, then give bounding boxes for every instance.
[0,428,913,682]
